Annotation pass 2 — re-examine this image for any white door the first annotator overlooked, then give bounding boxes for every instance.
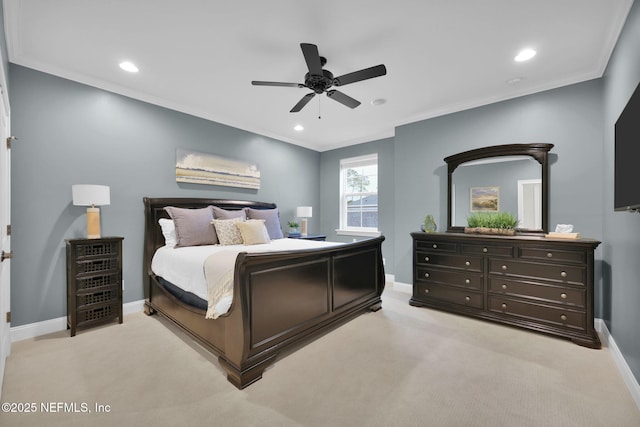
[0,60,11,400]
[517,179,542,230]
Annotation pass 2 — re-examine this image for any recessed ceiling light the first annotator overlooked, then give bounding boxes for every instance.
[514,49,536,62]
[119,61,139,73]
[294,125,304,131]
[371,98,387,106]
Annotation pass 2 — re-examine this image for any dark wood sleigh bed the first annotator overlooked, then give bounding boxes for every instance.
[143,197,386,389]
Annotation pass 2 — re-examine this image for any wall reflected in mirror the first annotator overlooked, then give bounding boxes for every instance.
[451,156,542,230]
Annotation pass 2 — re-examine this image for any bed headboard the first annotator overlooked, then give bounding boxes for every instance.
[143,197,278,277]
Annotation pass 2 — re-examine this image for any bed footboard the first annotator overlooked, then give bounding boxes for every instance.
[221,236,385,388]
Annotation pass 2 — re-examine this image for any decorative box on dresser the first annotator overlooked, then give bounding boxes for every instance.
[410,232,601,348]
[66,237,124,336]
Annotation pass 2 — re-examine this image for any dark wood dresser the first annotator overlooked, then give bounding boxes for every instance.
[410,232,601,348]
[66,237,124,336]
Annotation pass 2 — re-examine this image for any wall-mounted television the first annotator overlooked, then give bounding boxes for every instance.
[614,79,640,212]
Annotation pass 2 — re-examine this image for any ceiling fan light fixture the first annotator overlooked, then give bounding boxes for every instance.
[514,48,536,62]
[119,61,139,73]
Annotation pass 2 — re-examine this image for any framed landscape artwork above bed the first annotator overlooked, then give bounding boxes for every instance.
[175,148,261,189]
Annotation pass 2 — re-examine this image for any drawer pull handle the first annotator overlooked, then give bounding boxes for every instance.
[501,284,507,290]
[465,296,470,302]
[424,256,430,262]
[501,303,507,309]
[482,247,488,253]
[560,293,567,299]
[465,261,470,266]
[432,244,438,249]
[501,265,508,271]
[425,288,430,294]
[424,272,430,278]
[465,279,470,284]
[560,314,567,321]
[560,271,567,278]
[547,252,553,258]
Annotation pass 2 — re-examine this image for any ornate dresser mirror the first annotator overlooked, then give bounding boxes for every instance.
[444,143,554,233]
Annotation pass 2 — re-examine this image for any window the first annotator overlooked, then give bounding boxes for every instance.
[338,154,379,236]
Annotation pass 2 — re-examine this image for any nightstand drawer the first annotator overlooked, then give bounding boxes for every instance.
[75,241,120,258]
[76,303,120,325]
[77,287,119,309]
[76,257,119,275]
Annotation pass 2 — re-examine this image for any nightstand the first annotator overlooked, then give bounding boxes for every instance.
[66,237,124,336]
[288,234,327,241]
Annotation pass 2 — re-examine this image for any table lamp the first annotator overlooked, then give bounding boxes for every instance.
[296,206,312,237]
[72,185,110,239]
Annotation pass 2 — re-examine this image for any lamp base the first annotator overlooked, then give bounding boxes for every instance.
[86,207,101,239]
[300,218,308,237]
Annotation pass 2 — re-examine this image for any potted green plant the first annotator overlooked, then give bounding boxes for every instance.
[287,220,300,236]
[465,211,518,235]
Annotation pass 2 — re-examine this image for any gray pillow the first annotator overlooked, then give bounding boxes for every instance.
[164,206,218,247]
[211,206,247,220]
[246,207,284,239]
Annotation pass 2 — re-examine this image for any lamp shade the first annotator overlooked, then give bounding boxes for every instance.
[296,206,312,218]
[72,185,110,206]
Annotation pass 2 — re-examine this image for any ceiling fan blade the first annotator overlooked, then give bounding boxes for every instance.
[301,43,323,76]
[252,81,304,88]
[326,90,361,109]
[333,64,387,86]
[290,93,316,112]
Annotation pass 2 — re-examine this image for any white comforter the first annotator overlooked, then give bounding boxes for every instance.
[151,238,343,319]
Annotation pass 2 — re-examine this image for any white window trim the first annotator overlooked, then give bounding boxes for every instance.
[335,228,382,237]
[339,153,379,235]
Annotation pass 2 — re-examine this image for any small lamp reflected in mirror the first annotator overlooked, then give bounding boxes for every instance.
[296,206,312,237]
[72,185,110,239]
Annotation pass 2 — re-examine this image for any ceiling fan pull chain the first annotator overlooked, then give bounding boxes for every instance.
[318,95,321,119]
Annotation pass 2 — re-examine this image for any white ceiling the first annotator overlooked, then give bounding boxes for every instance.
[3,0,634,152]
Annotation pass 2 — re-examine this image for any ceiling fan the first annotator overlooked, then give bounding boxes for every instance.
[252,43,387,113]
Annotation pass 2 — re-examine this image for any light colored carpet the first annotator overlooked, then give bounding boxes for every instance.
[1,287,638,427]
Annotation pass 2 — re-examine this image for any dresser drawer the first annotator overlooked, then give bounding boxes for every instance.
[488,278,584,307]
[519,247,585,264]
[415,240,457,253]
[488,296,585,331]
[461,244,514,257]
[76,302,120,326]
[416,267,483,290]
[489,259,585,285]
[416,283,483,309]
[417,252,482,271]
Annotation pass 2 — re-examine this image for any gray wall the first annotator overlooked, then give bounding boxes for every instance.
[602,0,640,382]
[9,65,320,327]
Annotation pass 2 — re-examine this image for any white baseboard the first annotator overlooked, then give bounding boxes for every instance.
[595,318,640,410]
[391,280,412,294]
[10,300,146,342]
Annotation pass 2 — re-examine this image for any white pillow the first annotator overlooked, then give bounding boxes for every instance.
[158,218,177,247]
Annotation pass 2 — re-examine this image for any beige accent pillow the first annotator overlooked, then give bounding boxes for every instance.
[236,219,271,245]
[211,217,245,246]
